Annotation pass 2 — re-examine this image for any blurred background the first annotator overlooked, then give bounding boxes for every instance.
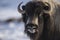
[0,0,60,40]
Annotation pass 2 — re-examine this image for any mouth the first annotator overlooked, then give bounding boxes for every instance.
[28,29,36,33]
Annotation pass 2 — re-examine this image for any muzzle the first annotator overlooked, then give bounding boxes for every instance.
[25,23,38,33]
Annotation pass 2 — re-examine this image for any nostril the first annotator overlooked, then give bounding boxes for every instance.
[26,23,38,28]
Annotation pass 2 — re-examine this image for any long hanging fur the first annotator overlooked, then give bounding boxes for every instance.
[18,0,60,40]
[28,0,60,40]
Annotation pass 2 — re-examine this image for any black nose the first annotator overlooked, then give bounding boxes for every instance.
[26,23,38,28]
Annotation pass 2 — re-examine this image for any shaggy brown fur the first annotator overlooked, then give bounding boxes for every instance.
[18,0,60,40]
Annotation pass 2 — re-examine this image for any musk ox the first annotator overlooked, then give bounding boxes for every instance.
[17,0,60,40]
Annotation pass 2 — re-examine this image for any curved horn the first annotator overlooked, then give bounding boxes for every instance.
[18,2,25,13]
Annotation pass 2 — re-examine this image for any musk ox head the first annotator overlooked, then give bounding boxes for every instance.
[18,1,53,40]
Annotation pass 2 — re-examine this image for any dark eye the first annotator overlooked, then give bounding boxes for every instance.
[44,2,51,11]
[22,5,25,10]
[44,6,50,10]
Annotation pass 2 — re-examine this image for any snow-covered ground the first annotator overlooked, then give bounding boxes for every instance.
[0,0,31,40]
[0,22,30,40]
